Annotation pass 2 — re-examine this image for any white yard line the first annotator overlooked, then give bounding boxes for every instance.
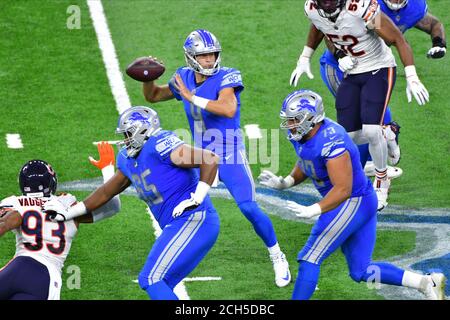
[6,134,24,149]
[87,0,190,300]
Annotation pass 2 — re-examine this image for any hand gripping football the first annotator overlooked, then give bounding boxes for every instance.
[126,57,165,82]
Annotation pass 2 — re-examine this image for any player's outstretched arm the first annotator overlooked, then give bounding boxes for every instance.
[0,210,22,237]
[415,13,447,59]
[170,144,219,217]
[143,81,174,103]
[290,24,324,86]
[373,12,429,105]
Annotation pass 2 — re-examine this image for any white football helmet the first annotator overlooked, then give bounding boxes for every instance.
[116,106,161,158]
[383,0,408,10]
[183,29,222,76]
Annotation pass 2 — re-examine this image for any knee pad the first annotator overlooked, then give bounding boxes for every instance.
[362,125,383,144]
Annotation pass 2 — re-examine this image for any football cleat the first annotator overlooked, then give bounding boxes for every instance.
[420,273,447,300]
[384,121,401,166]
[270,252,291,287]
[373,178,390,211]
[364,161,403,179]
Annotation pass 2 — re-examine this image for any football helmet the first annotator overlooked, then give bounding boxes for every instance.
[280,89,325,141]
[313,0,346,19]
[116,106,161,158]
[19,160,57,197]
[183,29,222,76]
[383,0,408,11]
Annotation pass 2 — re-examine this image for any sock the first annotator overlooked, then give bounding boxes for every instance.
[145,280,179,300]
[268,243,281,256]
[360,262,405,286]
[375,168,388,182]
[292,261,320,300]
[401,270,427,290]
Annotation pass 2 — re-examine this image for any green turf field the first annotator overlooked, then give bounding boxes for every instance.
[0,0,448,300]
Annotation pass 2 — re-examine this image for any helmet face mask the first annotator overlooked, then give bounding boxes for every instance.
[383,0,408,10]
[116,106,161,158]
[280,90,325,141]
[19,160,58,197]
[184,29,222,76]
[314,0,346,19]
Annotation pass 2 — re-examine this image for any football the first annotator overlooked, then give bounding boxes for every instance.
[125,57,165,82]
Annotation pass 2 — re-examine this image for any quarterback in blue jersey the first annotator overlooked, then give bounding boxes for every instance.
[259,89,446,300]
[316,0,446,178]
[42,106,221,300]
[142,29,291,287]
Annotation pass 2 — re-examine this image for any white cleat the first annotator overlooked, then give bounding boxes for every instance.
[365,161,403,179]
[270,252,291,287]
[420,273,447,300]
[374,178,390,211]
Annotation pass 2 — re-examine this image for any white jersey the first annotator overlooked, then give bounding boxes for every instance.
[0,193,78,274]
[305,0,397,74]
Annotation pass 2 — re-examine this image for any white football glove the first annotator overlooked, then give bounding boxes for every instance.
[338,56,357,73]
[43,198,69,221]
[286,201,322,219]
[427,46,446,59]
[405,66,429,106]
[172,193,200,218]
[290,46,315,86]
[384,125,401,166]
[258,170,294,190]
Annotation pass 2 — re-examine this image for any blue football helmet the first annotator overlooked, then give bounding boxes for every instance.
[280,90,325,141]
[313,0,346,19]
[383,0,408,10]
[116,106,161,158]
[19,160,58,197]
[183,29,222,76]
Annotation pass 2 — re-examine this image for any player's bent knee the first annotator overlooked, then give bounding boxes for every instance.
[238,201,261,219]
[362,125,383,142]
[138,272,161,290]
[349,270,365,283]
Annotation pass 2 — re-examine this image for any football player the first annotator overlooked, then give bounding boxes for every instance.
[290,0,430,211]
[0,143,120,300]
[141,29,291,287]
[317,0,446,179]
[42,106,221,300]
[259,89,446,300]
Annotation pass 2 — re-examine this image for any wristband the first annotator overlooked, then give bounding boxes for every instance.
[307,203,322,216]
[301,46,315,59]
[101,165,115,183]
[192,181,210,204]
[67,202,88,220]
[192,95,210,110]
[284,175,295,188]
[404,65,417,78]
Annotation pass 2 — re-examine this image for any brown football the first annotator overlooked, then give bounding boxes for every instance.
[126,57,165,82]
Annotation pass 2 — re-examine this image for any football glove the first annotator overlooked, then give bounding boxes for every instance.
[258,170,294,190]
[290,46,315,86]
[287,201,321,219]
[338,56,357,73]
[43,199,87,222]
[89,141,115,170]
[405,66,429,106]
[172,193,200,218]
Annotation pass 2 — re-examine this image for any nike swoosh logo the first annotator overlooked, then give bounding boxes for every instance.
[224,154,232,161]
[282,271,290,281]
[372,69,381,75]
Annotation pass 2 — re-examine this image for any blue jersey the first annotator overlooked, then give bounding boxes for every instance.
[117,130,214,229]
[168,67,245,156]
[290,118,372,198]
[379,0,428,33]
